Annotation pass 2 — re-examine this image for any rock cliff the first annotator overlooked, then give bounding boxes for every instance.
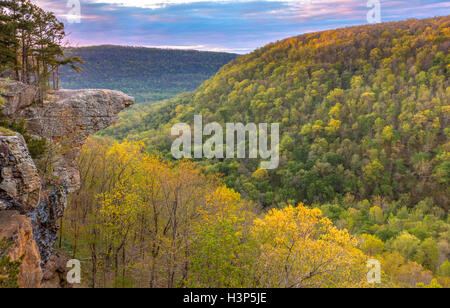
[0,210,43,288]
[0,134,41,212]
[7,86,134,192]
[0,78,134,287]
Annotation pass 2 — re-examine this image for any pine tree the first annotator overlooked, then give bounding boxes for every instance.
[0,0,19,73]
[0,0,83,95]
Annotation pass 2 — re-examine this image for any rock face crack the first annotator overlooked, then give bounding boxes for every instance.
[28,184,67,266]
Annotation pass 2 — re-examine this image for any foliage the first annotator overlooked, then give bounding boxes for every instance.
[0,116,49,158]
[440,260,450,277]
[63,138,222,288]
[0,0,82,94]
[0,237,23,288]
[417,279,443,288]
[105,17,450,211]
[62,138,370,288]
[92,16,449,288]
[359,234,385,256]
[379,251,434,288]
[416,237,440,272]
[251,204,368,288]
[0,125,14,136]
[314,195,449,283]
[391,232,421,260]
[186,186,257,288]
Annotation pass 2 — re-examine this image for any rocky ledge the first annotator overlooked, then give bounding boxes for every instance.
[9,87,134,192]
[0,78,134,287]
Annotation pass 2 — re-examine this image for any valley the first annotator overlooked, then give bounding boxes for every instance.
[0,0,448,289]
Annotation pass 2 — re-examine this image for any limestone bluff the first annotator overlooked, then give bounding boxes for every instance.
[0,78,134,288]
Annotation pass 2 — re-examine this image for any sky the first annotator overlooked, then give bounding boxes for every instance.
[33,0,450,54]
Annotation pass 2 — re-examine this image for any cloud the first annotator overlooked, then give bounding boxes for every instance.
[32,0,450,54]
[87,0,336,10]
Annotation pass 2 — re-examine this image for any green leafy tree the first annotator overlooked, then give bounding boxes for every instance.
[416,238,440,273]
[391,232,421,260]
[360,234,385,256]
[440,260,450,277]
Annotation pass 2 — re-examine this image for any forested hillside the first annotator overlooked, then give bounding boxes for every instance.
[94,17,450,286]
[3,0,448,289]
[107,16,449,209]
[59,46,237,102]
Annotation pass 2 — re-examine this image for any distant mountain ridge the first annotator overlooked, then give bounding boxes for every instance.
[59,45,238,102]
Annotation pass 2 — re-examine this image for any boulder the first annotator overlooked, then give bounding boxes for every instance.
[40,253,71,288]
[0,79,38,116]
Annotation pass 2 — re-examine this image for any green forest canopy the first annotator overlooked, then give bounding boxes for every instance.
[59,45,237,102]
[104,16,450,210]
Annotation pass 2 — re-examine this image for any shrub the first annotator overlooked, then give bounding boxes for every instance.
[0,117,49,159]
[0,237,23,288]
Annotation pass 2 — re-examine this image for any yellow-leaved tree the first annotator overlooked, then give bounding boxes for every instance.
[64,138,372,288]
[251,204,368,288]
[187,186,258,288]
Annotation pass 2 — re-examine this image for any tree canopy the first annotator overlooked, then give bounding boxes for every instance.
[0,0,82,94]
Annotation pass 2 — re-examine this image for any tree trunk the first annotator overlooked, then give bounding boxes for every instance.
[56,65,60,90]
[58,216,64,249]
[91,229,97,288]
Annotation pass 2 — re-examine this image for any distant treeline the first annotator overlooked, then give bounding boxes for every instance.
[59,46,238,102]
